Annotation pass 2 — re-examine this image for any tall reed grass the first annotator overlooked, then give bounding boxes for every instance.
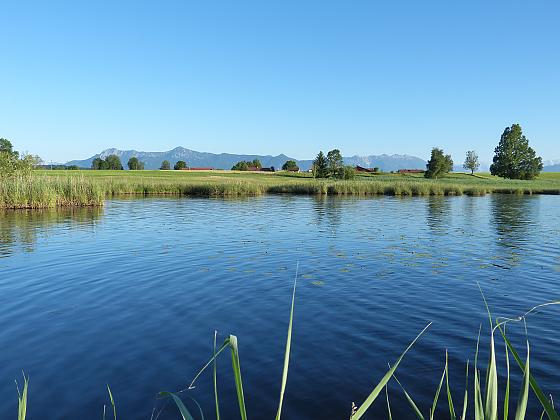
[0,175,104,209]
[2,171,559,208]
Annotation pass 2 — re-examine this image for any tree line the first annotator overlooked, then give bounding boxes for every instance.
[90,156,188,170]
[424,124,543,179]
[1,123,546,180]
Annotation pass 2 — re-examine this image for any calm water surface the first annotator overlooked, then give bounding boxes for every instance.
[1,195,559,419]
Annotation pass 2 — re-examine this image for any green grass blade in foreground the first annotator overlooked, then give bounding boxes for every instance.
[107,384,116,420]
[158,392,195,420]
[484,331,498,420]
[228,335,248,420]
[430,364,446,420]
[461,361,469,420]
[213,331,220,420]
[498,326,560,420]
[350,322,432,420]
[514,341,530,420]
[188,338,232,390]
[474,371,483,420]
[445,351,456,420]
[478,283,498,420]
[386,386,392,420]
[393,375,424,420]
[504,326,510,420]
[16,373,28,420]
[474,327,484,420]
[275,265,298,420]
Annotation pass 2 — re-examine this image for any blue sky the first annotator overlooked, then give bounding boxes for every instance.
[1,1,559,164]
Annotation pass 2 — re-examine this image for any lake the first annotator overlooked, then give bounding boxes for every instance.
[1,195,559,419]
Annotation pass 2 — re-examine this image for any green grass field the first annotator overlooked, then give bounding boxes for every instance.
[1,170,559,208]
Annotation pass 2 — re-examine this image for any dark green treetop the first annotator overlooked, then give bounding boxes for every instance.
[490,124,542,180]
[424,148,453,179]
[127,157,144,170]
[282,160,299,171]
[174,160,187,170]
[312,151,328,178]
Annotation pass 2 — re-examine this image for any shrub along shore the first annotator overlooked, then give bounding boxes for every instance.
[1,170,560,209]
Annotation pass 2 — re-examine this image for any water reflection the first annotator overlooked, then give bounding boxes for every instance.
[426,196,452,233]
[312,196,342,232]
[0,206,103,257]
[490,195,534,248]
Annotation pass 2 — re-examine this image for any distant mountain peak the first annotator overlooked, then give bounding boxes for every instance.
[67,147,429,171]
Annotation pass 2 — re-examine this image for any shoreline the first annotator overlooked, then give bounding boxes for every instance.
[1,171,560,209]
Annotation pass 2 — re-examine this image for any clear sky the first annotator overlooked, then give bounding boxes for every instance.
[1,1,559,164]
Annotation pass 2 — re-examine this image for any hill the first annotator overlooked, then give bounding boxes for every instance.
[66,147,428,172]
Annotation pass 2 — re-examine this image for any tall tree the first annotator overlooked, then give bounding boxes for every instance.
[463,150,480,174]
[425,148,453,179]
[0,139,41,176]
[490,124,542,180]
[127,157,144,170]
[160,160,171,170]
[174,160,187,170]
[282,160,299,172]
[312,151,328,178]
[91,157,106,170]
[105,155,123,170]
[0,138,18,158]
[231,161,249,171]
[326,149,344,178]
[251,159,262,169]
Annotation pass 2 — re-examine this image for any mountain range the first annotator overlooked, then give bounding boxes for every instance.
[66,147,558,172]
[66,147,428,172]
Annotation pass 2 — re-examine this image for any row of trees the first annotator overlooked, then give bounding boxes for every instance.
[91,155,124,170]
[231,159,262,171]
[91,156,187,170]
[312,149,355,180]
[424,124,542,180]
[0,138,42,177]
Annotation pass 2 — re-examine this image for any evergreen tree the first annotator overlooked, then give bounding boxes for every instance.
[490,124,542,180]
[312,151,328,178]
[160,160,171,170]
[425,148,453,179]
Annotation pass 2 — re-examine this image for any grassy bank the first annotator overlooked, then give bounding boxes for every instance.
[1,170,559,208]
[0,175,104,209]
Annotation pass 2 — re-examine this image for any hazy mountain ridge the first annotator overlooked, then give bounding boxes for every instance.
[66,147,557,172]
[67,147,430,171]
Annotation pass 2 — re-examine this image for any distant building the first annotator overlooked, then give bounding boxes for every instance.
[355,165,377,173]
[245,166,275,172]
[181,167,214,171]
[397,169,424,174]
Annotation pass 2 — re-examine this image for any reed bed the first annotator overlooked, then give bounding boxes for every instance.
[0,175,104,209]
[1,171,559,208]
